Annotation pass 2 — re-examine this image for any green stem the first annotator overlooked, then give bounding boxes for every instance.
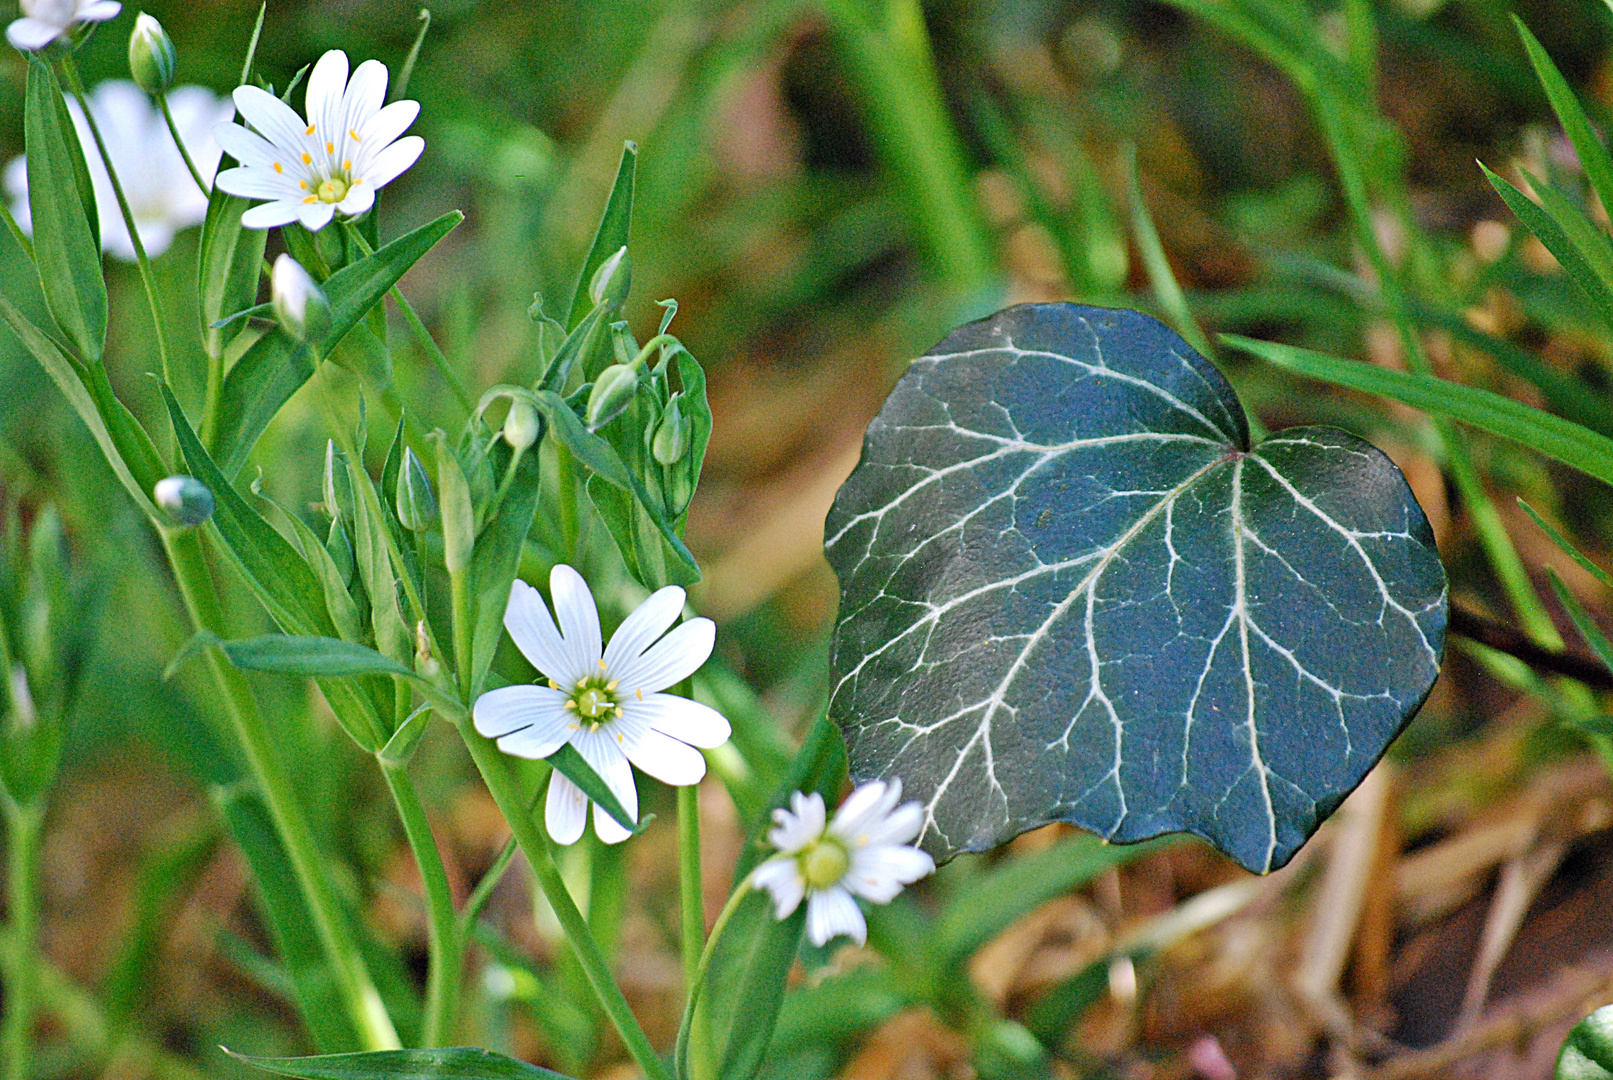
[156,92,209,196]
[462,836,519,929]
[162,527,400,1050]
[58,56,173,385]
[0,201,33,262]
[674,879,753,1080]
[555,444,579,557]
[378,757,460,1047]
[1,803,42,1080]
[677,782,703,994]
[455,723,674,1080]
[819,0,996,299]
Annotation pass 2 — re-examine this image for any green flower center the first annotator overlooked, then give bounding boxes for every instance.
[317,177,350,204]
[799,837,850,889]
[563,672,620,730]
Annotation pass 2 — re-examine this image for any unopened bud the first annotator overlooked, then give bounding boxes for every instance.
[395,447,437,532]
[585,363,639,430]
[588,246,630,308]
[414,620,439,677]
[129,13,177,94]
[502,399,541,451]
[651,394,691,465]
[432,433,475,575]
[271,255,331,344]
[154,475,215,526]
[323,441,354,522]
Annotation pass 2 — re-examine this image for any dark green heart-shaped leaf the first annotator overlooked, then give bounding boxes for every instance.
[826,303,1446,873]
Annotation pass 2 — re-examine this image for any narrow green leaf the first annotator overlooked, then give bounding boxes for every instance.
[229,1047,574,1080]
[0,293,158,518]
[1481,164,1613,335]
[545,743,643,836]
[469,447,541,693]
[197,172,267,359]
[1518,500,1613,591]
[1514,17,1613,230]
[566,142,636,329]
[1549,570,1613,677]
[377,705,431,768]
[212,210,462,475]
[533,390,699,576]
[1226,334,1613,487]
[24,56,105,362]
[1125,142,1216,361]
[539,301,612,393]
[699,890,805,1080]
[252,484,366,641]
[219,634,415,679]
[345,455,410,664]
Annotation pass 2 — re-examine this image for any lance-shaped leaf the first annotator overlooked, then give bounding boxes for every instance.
[566,142,635,330]
[24,57,105,363]
[211,210,462,476]
[229,1048,575,1080]
[826,304,1446,874]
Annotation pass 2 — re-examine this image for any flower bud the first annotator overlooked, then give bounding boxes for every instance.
[588,246,630,309]
[395,447,437,532]
[651,393,691,465]
[323,440,354,522]
[585,364,639,430]
[128,13,176,94]
[153,475,215,526]
[502,399,541,451]
[271,254,331,344]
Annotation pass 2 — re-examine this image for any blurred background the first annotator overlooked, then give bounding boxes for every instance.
[7,1,1613,1077]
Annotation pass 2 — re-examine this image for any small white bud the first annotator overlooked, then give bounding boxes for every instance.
[271,255,331,344]
[502,399,541,451]
[154,475,215,526]
[585,364,639,430]
[128,13,176,94]
[588,246,630,308]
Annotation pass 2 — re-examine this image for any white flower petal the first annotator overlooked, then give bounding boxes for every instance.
[215,164,302,202]
[342,60,388,142]
[133,221,175,258]
[609,617,714,694]
[622,727,707,787]
[545,771,588,846]
[503,578,585,686]
[857,801,923,849]
[7,17,62,49]
[844,844,934,903]
[550,565,603,684]
[805,886,865,947]
[768,791,826,855]
[359,135,423,190]
[752,856,806,919]
[298,200,335,231]
[593,801,632,845]
[306,50,350,145]
[77,0,119,21]
[829,780,902,845]
[233,85,311,156]
[627,693,730,749]
[602,585,684,675]
[240,199,304,228]
[574,727,638,826]
[356,100,419,158]
[214,124,283,172]
[472,684,573,758]
[337,180,375,217]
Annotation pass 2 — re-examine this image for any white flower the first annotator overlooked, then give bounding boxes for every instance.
[4,81,230,260]
[270,254,330,343]
[752,780,935,947]
[473,566,730,845]
[213,49,423,232]
[6,0,120,52]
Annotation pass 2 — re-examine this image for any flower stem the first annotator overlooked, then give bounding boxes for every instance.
[677,772,703,993]
[1,801,43,1080]
[57,56,173,385]
[0,201,34,262]
[155,92,209,196]
[377,754,461,1046]
[162,526,400,1050]
[455,721,674,1080]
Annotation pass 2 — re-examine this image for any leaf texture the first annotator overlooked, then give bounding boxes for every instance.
[825,304,1446,873]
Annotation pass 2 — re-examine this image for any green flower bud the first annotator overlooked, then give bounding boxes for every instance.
[502,399,541,451]
[323,440,355,522]
[271,255,331,344]
[153,475,215,526]
[588,246,630,309]
[395,447,438,532]
[432,433,475,575]
[651,393,691,465]
[585,363,640,430]
[128,13,177,94]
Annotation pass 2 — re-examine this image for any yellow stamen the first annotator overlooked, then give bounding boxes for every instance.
[606,680,618,691]
[635,689,643,701]
[273,162,283,173]
[349,128,360,141]
[547,679,559,690]
[305,124,315,135]
[326,141,334,154]
[302,195,318,203]
[298,180,308,190]
[613,706,623,718]
[301,152,312,165]
[564,699,577,710]
[598,658,607,670]
[343,159,351,171]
